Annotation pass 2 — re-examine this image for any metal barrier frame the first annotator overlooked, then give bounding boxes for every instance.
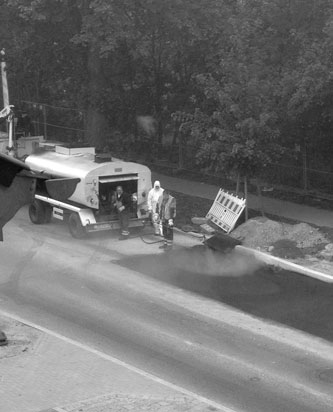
[206,189,246,233]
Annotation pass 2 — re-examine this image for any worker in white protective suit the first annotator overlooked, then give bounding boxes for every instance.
[147,180,164,235]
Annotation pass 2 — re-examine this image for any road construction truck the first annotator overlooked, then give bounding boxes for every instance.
[25,144,152,238]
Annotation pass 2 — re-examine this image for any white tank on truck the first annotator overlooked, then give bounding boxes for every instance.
[25,144,152,238]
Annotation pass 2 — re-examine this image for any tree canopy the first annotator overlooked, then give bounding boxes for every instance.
[1,0,333,181]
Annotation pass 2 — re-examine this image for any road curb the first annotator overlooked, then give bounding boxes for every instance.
[235,245,333,283]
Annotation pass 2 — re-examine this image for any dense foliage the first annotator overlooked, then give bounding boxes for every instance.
[1,0,333,181]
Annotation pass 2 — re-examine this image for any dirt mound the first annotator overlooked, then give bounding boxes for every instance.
[231,217,328,252]
[269,239,304,259]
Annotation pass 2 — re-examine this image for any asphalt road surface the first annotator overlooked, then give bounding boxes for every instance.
[116,245,333,343]
[0,207,333,412]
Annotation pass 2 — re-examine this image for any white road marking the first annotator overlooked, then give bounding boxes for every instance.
[0,309,239,412]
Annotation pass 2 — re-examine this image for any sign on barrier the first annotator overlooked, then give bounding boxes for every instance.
[206,189,246,233]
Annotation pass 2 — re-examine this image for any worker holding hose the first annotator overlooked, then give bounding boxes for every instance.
[159,190,176,251]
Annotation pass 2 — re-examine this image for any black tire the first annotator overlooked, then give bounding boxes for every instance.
[29,200,47,224]
[68,213,87,239]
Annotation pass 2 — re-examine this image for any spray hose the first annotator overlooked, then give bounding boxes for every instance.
[131,220,206,245]
[129,218,178,244]
[139,234,164,244]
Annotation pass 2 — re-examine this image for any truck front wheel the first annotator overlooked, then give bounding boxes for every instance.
[29,200,47,224]
[68,213,87,239]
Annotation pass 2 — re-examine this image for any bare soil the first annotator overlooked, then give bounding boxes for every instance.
[171,190,333,268]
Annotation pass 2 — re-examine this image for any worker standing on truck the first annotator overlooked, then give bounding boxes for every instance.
[159,190,176,250]
[114,185,131,240]
[147,180,164,235]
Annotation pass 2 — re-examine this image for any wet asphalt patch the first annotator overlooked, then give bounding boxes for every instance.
[113,245,333,343]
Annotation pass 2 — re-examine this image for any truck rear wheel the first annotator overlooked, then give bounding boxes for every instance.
[29,199,47,224]
[68,213,87,239]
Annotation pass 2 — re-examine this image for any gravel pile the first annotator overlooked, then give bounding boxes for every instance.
[231,217,328,250]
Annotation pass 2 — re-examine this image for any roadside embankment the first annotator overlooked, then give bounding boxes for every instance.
[229,217,333,282]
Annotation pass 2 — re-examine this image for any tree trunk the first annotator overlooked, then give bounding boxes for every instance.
[236,173,240,195]
[169,123,179,161]
[85,47,109,149]
[255,178,265,217]
[178,130,184,170]
[244,176,248,221]
[302,139,308,193]
[151,30,164,152]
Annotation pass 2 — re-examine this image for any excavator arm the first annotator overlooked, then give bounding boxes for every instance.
[0,105,14,120]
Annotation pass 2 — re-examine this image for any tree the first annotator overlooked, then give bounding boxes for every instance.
[3,0,333,190]
[180,0,333,193]
[75,0,231,147]
[3,0,106,145]
[183,1,280,178]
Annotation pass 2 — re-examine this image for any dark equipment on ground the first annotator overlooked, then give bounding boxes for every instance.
[204,232,242,253]
[0,330,8,346]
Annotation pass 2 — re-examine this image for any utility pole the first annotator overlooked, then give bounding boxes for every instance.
[1,48,15,157]
[1,49,9,107]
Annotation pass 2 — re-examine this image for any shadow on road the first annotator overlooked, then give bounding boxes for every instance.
[115,245,333,343]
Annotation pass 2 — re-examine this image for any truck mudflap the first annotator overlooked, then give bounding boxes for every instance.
[86,218,147,233]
